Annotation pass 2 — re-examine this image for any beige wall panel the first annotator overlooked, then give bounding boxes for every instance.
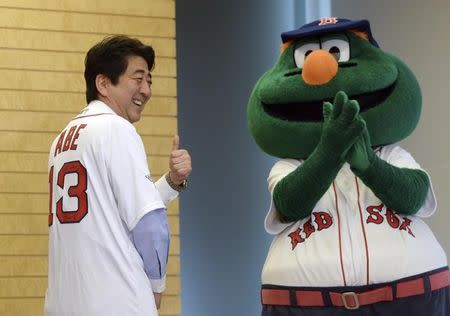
[0,132,174,155]
[146,97,178,116]
[0,50,83,72]
[0,256,47,277]
[0,70,84,93]
[0,215,49,234]
[0,235,47,255]
[0,193,178,214]
[0,254,179,277]
[0,29,176,57]
[0,298,179,316]
[142,135,176,156]
[0,132,58,152]
[0,70,176,96]
[1,173,170,193]
[0,277,46,298]
[0,8,175,38]
[0,111,73,133]
[0,298,43,316]
[0,48,176,77]
[0,233,179,256]
[154,58,177,78]
[0,1,180,314]
[160,295,180,315]
[0,0,175,18]
[135,117,177,136]
[0,91,176,116]
[1,173,47,193]
[0,111,176,135]
[0,152,168,175]
[0,193,48,214]
[0,276,179,297]
[0,214,179,235]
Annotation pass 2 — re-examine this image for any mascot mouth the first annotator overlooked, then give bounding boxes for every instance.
[262,83,396,122]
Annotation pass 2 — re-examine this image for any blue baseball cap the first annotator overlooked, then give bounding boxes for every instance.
[281,17,379,48]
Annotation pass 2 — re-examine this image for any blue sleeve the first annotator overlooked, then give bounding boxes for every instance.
[131,208,170,279]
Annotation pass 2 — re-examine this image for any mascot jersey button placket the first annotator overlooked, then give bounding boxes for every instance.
[333,166,369,286]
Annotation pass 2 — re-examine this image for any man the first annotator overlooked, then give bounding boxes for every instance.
[45,35,191,316]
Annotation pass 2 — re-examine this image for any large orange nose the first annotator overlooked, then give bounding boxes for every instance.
[302,50,338,85]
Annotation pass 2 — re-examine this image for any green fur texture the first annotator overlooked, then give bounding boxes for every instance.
[247,29,428,219]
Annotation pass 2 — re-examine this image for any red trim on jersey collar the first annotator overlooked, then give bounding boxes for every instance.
[72,113,114,121]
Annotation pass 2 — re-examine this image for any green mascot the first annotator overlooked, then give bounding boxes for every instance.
[248,17,449,316]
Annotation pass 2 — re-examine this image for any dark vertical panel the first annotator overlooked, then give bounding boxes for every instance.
[176,1,305,315]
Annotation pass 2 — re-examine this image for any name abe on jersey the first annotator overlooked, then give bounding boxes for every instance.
[54,123,87,157]
[49,123,89,227]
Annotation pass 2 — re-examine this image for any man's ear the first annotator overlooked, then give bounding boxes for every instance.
[95,74,110,98]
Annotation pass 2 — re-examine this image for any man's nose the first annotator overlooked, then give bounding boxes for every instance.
[140,80,151,97]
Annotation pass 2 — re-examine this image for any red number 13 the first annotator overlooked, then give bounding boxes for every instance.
[48,161,88,226]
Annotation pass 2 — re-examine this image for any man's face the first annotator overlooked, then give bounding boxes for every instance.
[106,55,152,123]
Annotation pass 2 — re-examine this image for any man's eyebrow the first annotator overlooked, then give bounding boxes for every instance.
[132,69,152,79]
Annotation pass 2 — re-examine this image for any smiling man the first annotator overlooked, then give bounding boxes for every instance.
[45,35,192,316]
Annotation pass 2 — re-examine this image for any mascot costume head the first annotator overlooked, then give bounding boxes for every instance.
[247,17,449,316]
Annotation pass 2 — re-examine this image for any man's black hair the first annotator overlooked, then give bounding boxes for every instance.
[84,35,155,103]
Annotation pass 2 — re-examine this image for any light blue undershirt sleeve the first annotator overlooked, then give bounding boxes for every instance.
[131,208,170,281]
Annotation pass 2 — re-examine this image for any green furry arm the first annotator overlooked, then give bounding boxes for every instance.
[352,157,429,215]
[346,116,429,215]
[273,147,343,221]
[274,91,364,221]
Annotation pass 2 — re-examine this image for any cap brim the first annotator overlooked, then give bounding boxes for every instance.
[281,19,379,48]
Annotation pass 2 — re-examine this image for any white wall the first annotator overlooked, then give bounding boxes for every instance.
[332,0,450,254]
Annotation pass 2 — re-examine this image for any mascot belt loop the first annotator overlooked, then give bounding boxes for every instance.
[247,17,450,316]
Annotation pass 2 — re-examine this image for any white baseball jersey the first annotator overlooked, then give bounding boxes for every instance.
[262,145,448,287]
[45,100,175,316]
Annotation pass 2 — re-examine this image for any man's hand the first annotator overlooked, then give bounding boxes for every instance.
[153,292,162,309]
[169,135,192,185]
[319,91,365,158]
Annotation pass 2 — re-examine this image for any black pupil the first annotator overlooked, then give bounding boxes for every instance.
[305,50,313,57]
[329,46,340,60]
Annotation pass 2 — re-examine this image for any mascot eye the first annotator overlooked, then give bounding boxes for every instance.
[294,43,320,68]
[321,39,350,62]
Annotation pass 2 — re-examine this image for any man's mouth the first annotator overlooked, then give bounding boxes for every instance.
[133,98,144,107]
[262,83,395,122]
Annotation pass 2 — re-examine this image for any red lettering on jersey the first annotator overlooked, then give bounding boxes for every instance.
[318,17,338,26]
[366,204,384,224]
[62,125,77,152]
[385,208,400,229]
[54,129,66,156]
[288,227,305,250]
[54,124,87,157]
[287,212,333,250]
[313,211,333,231]
[70,124,87,150]
[366,204,416,238]
[303,218,315,239]
[399,217,415,237]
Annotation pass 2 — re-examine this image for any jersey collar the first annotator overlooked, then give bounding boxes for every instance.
[76,100,118,117]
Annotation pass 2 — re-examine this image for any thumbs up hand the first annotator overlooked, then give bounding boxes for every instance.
[168,135,192,185]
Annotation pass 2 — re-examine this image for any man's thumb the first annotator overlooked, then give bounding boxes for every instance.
[172,134,180,151]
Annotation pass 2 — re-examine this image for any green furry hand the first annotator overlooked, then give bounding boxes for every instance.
[345,117,375,171]
[320,91,365,158]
